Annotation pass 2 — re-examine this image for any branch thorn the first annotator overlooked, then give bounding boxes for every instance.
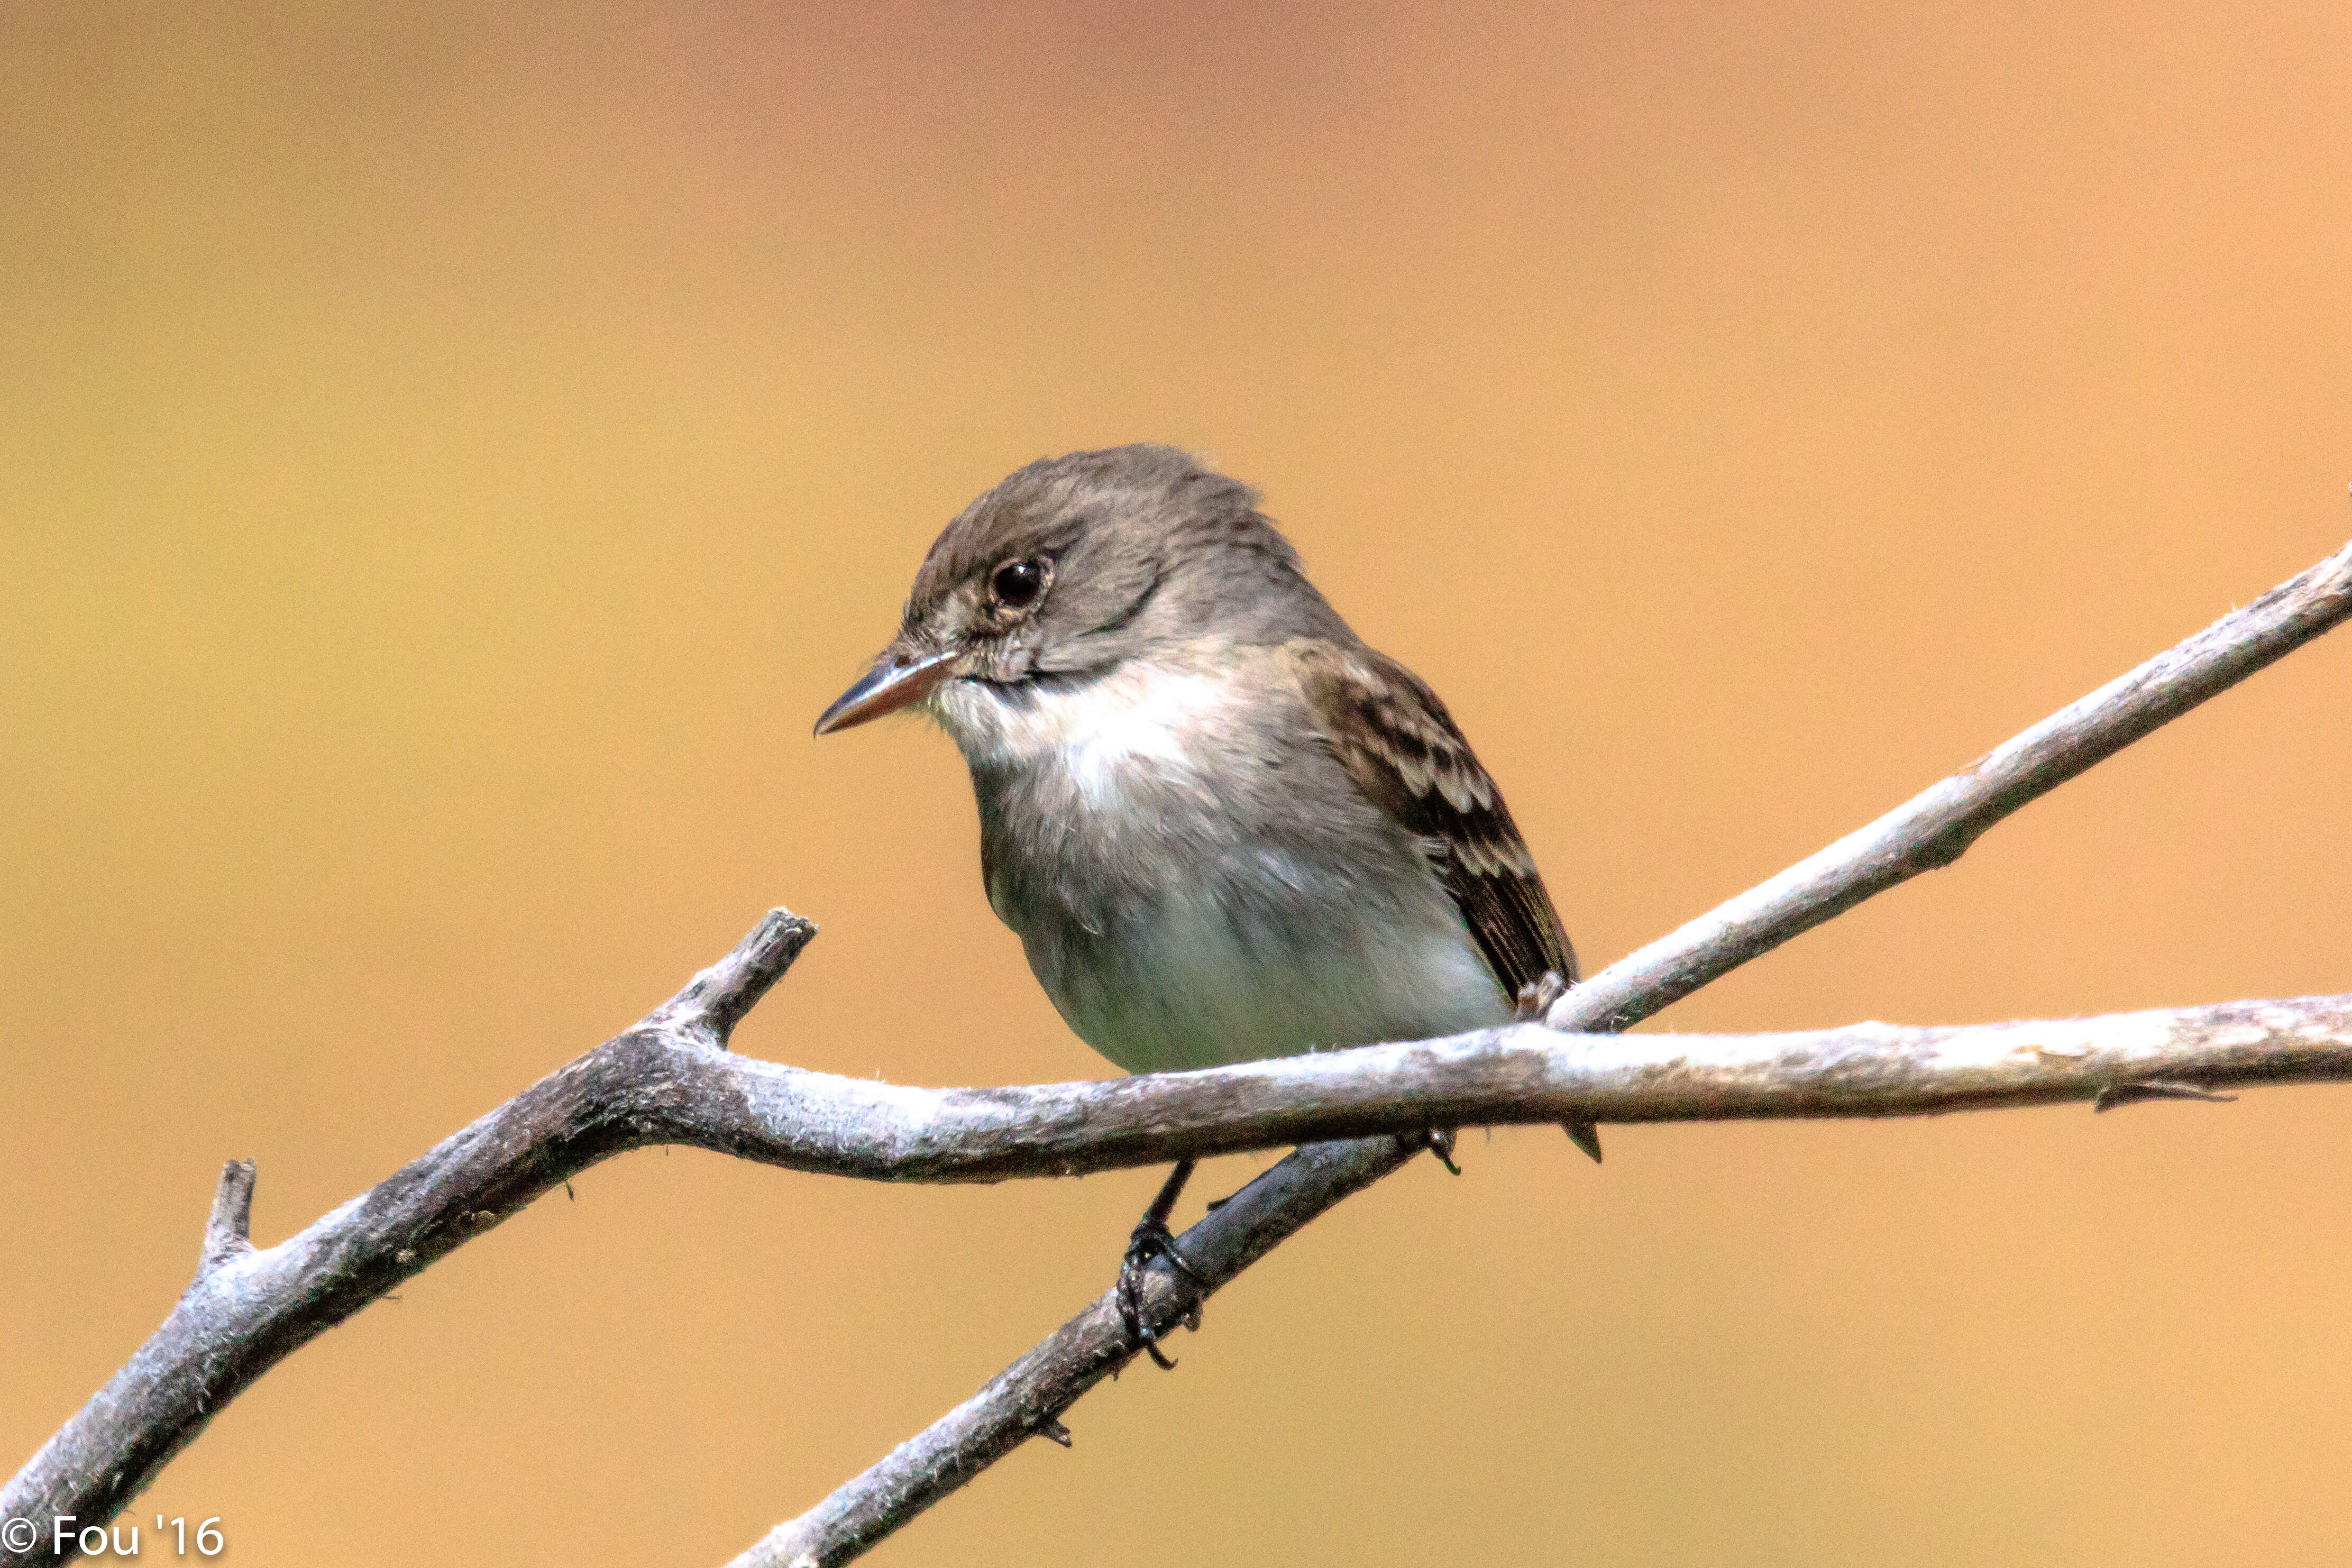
[1562,1120,1604,1163]
[2092,1079,2237,1113]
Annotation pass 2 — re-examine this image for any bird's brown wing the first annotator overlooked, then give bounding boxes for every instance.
[1291,641,1577,1002]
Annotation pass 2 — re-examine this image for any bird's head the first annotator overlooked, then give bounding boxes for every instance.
[813,444,1340,736]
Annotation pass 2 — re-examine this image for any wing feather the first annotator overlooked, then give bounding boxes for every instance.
[1292,642,1576,1002]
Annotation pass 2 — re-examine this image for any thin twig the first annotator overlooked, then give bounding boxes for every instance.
[738,535,2352,1568]
[1552,536,2352,1035]
[198,1160,257,1272]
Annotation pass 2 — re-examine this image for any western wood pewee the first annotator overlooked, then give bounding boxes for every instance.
[816,444,1577,1360]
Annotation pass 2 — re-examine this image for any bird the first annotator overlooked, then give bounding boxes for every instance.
[814,444,1578,1364]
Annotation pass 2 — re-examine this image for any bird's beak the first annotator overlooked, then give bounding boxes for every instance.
[813,647,959,735]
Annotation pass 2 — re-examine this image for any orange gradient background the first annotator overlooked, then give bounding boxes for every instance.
[5,4,2351,1564]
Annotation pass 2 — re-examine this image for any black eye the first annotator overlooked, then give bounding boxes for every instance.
[990,557,1047,610]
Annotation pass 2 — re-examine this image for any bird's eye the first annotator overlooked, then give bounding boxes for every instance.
[990,557,1048,610]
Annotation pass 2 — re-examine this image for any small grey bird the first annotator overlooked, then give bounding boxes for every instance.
[816,444,1577,1360]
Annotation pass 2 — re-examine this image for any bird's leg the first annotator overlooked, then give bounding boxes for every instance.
[1119,1158,1209,1371]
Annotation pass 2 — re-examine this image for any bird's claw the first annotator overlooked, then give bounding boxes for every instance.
[1118,1159,1207,1370]
[1118,1217,1206,1370]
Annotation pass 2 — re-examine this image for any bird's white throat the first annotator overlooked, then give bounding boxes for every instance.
[928,663,1236,803]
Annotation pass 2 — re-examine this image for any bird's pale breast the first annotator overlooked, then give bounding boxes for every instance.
[933,656,1511,1073]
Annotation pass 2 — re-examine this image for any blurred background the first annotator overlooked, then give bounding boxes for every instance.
[5,3,2350,1563]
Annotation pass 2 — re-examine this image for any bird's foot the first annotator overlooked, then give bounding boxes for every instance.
[1118,1159,1207,1371]
[1119,1219,1207,1369]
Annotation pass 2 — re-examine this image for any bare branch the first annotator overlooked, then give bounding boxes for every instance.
[778,993,2352,1155]
[5,543,2347,1568]
[1552,535,2352,1035]
[742,536,2352,1568]
[731,996,2352,1568]
[1,913,821,1566]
